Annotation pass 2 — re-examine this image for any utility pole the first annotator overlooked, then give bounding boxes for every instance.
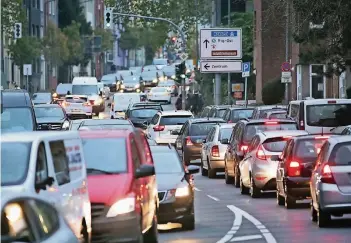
[195,0,199,65]
[284,0,290,103]
[227,0,231,104]
[212,0,221,105]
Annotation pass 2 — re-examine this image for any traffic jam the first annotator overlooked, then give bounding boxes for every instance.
[2,73,351,242]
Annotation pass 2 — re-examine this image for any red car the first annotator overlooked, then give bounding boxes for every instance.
[79,130,159,243]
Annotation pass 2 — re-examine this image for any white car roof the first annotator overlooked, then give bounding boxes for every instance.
[290,98,351,105]
[1,131,80,142]
[258,130,308,139]
[219,124,236,129]
[158,110,193,116]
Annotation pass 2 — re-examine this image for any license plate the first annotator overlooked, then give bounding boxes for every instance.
[73,109,82,112]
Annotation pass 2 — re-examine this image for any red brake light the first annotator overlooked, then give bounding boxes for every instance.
[256,145,267,160]
[240,145,248,152]
[299,120,305,130]
[265,121,278,125]
[153,125,165,131]
[315,136,329,139]
[287,161,301,177]
[211,145,219,157]
[327,100,336,104]
[89,100,94,105]
[321,164,336,184]
[142,137,153,164]
[186,136,193,146]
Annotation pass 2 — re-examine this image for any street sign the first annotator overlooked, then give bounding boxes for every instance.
[180,53,188,61]
[242,62,250,77]
[281,62,291,72]
[200,28,242,59]
[232,83,244,92]
[281,71,292,83]
[200,60,242,73]
[23,64,32,76]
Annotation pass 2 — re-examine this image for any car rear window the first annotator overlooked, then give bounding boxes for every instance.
[190,122,218,136]
[269,112,287,119]
[159,115,192,126]
[231,109,253,122]
[217,109,226,118]
[82,138,127,173]
[262,137,288,152]
[66,97,87,103]
[244,123,297,142]
[295,138,327,160]
[329,142,351,165]
[130,109,159,118]
[219,128,233,140]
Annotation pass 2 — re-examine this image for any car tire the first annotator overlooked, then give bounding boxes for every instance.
[79,220,90,243]
[143,215,158,242]
[284,185,295,209]
[250,176,261,198]
[317,206,330,228]
[276,188,284,206]
[240,177,249,194]
[234,167,240,188]
[224,161,234,184]
[200,158,208,176]
[182,215,195,231]
[311,201,317,222]
[207,158,216,178]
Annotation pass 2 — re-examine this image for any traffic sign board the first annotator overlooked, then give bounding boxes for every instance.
[200,28,242,59]
[281,71,292,83]
[179,53,188,61]
[281,62,291,71]
[200,60,242,73]
[242,62,250,77]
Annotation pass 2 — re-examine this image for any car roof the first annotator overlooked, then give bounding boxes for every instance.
[189,118,225,123]
[255,105,287,110]
[133,102,161,106]
[34,104,61,108]
[219,124,236,129]
[245,118,296,124]
[81,119,131,126]
[1,90,32,107]
[212,105,231,109]
[158,110,193,116]
[1,131,80,142]
[33,92,51,94]
[71,119,90,124]
[292,98,351,105]
[79,129,132,138]
[291,134,334,141]
[129,106,160,111]
[320,135,351,145]
[229,106,254,110]
[259,130,308,139]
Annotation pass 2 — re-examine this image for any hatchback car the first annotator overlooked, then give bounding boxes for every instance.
[239,130,308,198]
[222,107,254,123]
[201,124,234,178]
[310,136,351,227]
[276,135,330,208]
[147,87,171,104]
[121,75,143,93]
[62,95,93,119]
[150,145,199,230]
[207,105,231,118]
[125,107,159,129]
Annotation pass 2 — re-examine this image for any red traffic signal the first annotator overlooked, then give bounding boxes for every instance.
[171,37,176,43]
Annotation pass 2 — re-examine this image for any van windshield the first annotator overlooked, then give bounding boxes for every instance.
[306,104,351,127]
[1,108,34,133]
[72,85,98,95]
[1,142,32,186]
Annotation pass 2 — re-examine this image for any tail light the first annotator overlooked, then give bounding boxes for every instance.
[89,100,94,105]
[153,125,165,131]
[142,137,153,164]
[211,145,219,157]
[240,145,248,152]
[321,164,336,184]
[299,120,305,130]
[315,136,329,139]
[186,136,193,146]
[83,102,90,106]
[256,145,267,160]
[265,121,278,125]
[287,161,301,177]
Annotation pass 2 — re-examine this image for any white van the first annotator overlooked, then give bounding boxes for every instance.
[1,131,92,242]
[72,77,104,115]
[287,98,351,134]
[109,93,142,118]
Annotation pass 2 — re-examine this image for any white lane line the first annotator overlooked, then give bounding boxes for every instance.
[231,235,263,242]
[194,187,201,191]
[207,195,220,201]
[216,207,243,243]
[227,205,277,243]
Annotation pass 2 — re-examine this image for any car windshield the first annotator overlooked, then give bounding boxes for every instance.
[82,138,127,173]
[306,104,351,127]
[244,123,297,142]
[151,152,183,174]
[123,77,139,83]
[72,85,98,95]
[34,107,64,119]
[269,112,287,119]
[190,123,218,136]
[56,84,72,94]
[151,87,167,93]
[32,93,51,101]
[295,139,327,160]
[0,108,34,133]
[231,109,253,122]
[219,128,233,140]
[101,76,116,84]
[162,67,175,73]
[330,142,351,165]
[65,97,87,103]
[153,59,167,65]
[159,115,192,125]
[1,142,31,186]
[262,137,288,152]
[142,72,157,79]
[130,109,159,118]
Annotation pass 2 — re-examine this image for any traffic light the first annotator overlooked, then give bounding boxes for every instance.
[175,62,186,81]
[14,23,22,39]
[105,7,112,28]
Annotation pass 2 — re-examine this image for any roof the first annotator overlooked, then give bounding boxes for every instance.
[189,118,225,123]
[158,110,193,116]
[229,106,255,110]
[212,105,231,109]
[71,119,90,124]
[301,98,351,105]
[129,106,160,111]
[259,130,308,139]
[81,119,131,126]
[1,90,32,107]
[79,129,132,138]
[255,105,287,110]
[133,102,161,106]
[245,118,296,124]
[267,109,286,113]
[34,104,61,108]
[219,124,236,129]
[1,131,80,142]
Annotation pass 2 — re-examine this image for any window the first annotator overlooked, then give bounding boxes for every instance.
[32,24,35,36]
[29,199,59,239]
[49,141,70,185]
[159,115,192,126]
[190,123,218,136]
[152,152,183,174]
[131,140,141,169]
[206,127,215,142]
[151,114,160,125]
[329,142,351,165]
[0,107,34,132]
[290,104,299,118]
[37,0,40,9]
[35,142,48,184]
[219,128,233,141]
[36,26,40,38]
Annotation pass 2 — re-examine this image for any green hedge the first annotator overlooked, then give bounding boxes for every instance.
[262,78,285,105]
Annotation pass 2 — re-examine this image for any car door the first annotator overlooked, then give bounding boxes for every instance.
[226,124,240,176]
[240,136,260,186]
[175,122,187,150]
[276,140,290,192]
[202,127,215,165]
[279,140,294,192]
[311,142,329,204]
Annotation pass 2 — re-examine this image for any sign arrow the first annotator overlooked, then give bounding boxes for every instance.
[203,39,209,48]
[204,63,210,70]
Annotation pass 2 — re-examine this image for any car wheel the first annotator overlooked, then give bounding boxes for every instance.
[240,177,249,194]
[143,215,158,242]
[276,187,284,206]
[182,215,195,231]
[250,176,261,198]
[234,167,240,188]
[224,161,234,184]
[201,158,208,176]
[317,206,330,227]
[207,158,216,179]
[284,185,295,209]
[311,201,317,222]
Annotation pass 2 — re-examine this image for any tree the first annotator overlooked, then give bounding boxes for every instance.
[94,28,114,52]
[262,78,285,105]
[1,0,26,39]
[8,36,41,67]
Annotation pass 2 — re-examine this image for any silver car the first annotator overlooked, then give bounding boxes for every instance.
[310,136,351,227]
[1,193,78,243]
[201,124,235,178]
[62,95,93,119]
[239,130,308,197]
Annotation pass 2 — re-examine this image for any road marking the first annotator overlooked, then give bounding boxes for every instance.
[216,206,242,243]
[227,205,277,243]
[194,187,201,191]
[231,235,263,241]
[207,195,219,201]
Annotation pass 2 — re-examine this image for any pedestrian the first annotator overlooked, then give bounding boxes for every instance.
[175,94,182,110]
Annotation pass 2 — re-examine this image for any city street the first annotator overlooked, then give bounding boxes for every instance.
[159,173,351,243]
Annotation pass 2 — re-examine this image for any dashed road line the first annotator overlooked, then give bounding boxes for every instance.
[194,187,201,191]
[231,235,263,241]
[227,205,277,243]
[216,205,243,243]
[207,195,220,201]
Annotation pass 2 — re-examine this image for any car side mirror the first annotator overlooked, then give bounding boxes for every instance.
[35,176,54,191]
[221,138,229,144]
[171,130,180,135]
[135,165,155,178]
[186,165,200,174]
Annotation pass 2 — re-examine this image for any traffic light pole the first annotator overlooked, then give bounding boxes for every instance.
[113,12,187,109]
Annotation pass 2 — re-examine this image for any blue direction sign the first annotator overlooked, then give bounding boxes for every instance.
[242,62,250,77]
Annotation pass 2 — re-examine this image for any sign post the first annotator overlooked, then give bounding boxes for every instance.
[281,62,292,103]
[23,64,32,90]
[242,62,250,107]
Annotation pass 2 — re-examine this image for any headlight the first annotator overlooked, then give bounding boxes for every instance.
[152,79,158,83]
[106,197,135,217]
[94,99,102,105]
[135,84,140,88]
[186,69,190,73]
[175,186,190,197]
[52,93,58,98]
[121,84,125,89]
[171,75,175,79]
[62,121,69,129]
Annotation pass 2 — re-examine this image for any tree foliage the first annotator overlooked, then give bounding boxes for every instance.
[262,78,285,105]
[94,28,114,51]
[8,36,41,67]
[1,0,26,39]
[62,21,84,66]
[42,21,69,67]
